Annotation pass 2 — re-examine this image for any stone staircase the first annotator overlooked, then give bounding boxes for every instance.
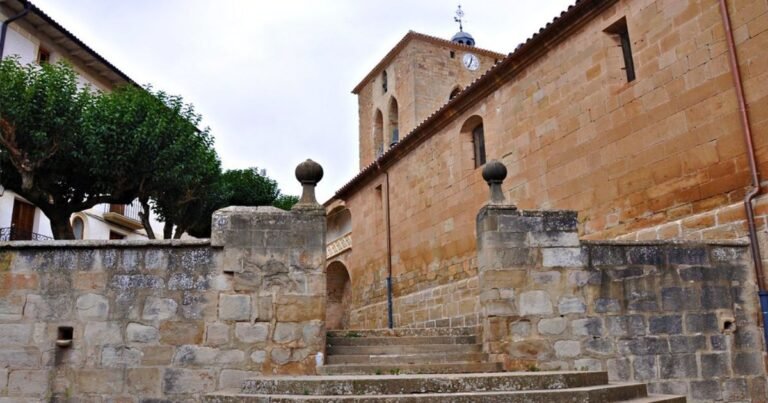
[320,326,501,375]
[205,327,686,402]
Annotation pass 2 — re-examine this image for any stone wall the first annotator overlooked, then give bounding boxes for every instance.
[477,205,767,402]
[0,205,325,401]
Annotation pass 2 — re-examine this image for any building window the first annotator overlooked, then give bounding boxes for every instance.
[374,109,384,157]
[472,124,486,168]
[605,18,635,82]
[450,51,455,59]
[449,87,462,100]
[109,231,125,240]
[10,199,35,240]
[72,217,84,240]
[37,46,50,64]
[388,97,399,146]
[382,70,388,93]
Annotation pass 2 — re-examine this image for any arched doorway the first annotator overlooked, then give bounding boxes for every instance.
[326,261,351,330]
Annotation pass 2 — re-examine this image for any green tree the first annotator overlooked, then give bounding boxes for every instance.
[0,58,218,239]
[273,194,299,211]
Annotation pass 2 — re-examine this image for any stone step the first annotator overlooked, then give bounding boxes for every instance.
[327,335,478,346]
[318,362,504,375]
[205,382,653,402]
[241,372,609,395]
[326,351,488,365]
[327,326,479,338]
[625,396,687,403]
[327,343,481,355]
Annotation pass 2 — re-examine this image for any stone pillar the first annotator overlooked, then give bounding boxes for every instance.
[211,160,326,375]
[476,160,580,370]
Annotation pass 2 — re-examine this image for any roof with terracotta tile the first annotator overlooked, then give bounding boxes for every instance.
[351,30,507,94]
[333,0,618,202]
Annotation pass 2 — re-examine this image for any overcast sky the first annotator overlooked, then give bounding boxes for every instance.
[31,0,574,202]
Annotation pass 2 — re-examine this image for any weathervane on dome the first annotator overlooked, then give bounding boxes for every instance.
[454,5,465,32]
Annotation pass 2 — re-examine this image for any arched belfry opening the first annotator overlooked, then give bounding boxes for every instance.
[326,261,351,330]
[388,97,399,146]
[374,109,384,157]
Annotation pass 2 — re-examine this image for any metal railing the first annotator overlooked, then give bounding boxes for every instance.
[103,199,142,222]
[0,227,54,241]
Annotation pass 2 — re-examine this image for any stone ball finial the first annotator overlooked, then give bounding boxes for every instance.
[295,159,324,185]
[482,160,507,184]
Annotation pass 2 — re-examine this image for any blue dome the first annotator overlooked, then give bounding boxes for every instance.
[451,31,475,46]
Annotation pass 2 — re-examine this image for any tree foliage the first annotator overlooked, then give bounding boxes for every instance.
[0,58,217,239]
[1,58,298,240]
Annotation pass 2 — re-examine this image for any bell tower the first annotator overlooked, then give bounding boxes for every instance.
[353,8,505,169]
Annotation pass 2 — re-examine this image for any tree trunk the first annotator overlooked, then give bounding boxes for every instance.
[49,214,75,240]
[163,221,174,240]
[173,225,185,239]
[139,197,155,239]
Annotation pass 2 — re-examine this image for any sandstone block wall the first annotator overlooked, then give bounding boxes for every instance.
[0,206,325,401]
[477,206,767,402]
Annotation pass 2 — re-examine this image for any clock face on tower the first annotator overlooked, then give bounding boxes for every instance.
[462,53,480,71]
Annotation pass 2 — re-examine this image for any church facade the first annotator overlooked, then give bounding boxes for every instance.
[326,0,768,330]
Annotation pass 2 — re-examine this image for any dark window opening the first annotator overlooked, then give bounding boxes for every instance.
[37,46,50,64]
[388,98,399,146]
[72,217,84,240]
[450,50,455,59]
[10,199,35,240]
[382,70,388,93]
[449,87,461,100]
[472,124,486,168]
[109,231,125,240]
[605,18,635,82]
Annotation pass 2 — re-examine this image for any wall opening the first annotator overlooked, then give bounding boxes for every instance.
[72,217,85,240]
[373,109,384,158]
[449,86,462,100]
[382,70,388,93]
[388,97,399,146]
[326,261,351,330]
[460,116,486,169]
[605,17,635,82]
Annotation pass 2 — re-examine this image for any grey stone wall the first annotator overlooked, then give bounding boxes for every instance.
[0,205,326,402]
[477,205,767,402]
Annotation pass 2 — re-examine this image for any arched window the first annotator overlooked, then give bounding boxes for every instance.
[382,70,388,93]
[460,116,486,169]
[373,109,384,157]
[388,97,399,146]
[449,87,462,100]
[472,124,486,168]
[72,217,84,240]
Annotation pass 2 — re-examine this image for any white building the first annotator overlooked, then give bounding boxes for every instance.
[0,0,163,240]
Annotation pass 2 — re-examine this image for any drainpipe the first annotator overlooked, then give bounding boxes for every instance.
[0,1,31,59]
[718,0,767,348]
[377,162,394,329]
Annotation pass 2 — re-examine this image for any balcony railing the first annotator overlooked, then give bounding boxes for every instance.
[326,232,352,258]
[102,200,143,230]
[0,227,54,241]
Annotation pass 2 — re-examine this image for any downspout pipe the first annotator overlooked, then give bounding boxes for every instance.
[377,161,394,329]
[718,0,767,348]
[0,1,31,59]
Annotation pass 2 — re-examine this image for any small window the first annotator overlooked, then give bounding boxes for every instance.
[382,70,388,93]
[472,124,486,168]
[37,46,50,64]
[449,87,462,100]
[109,231,125,240]
[605,18,635,82]
[72,217,84,240]
[450,51,455,59]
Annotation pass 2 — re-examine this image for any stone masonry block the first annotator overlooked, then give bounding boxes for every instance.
[538,317,567,335]
[0,324,33,344]
[519,291,553,316]
[554,340,581,358]
[75,293,110,321]
[275,295,323,322]
[142,297,178,320]
[219,294,251,321]
[160,321,204,345]
[162,368,217,394]
[632,356,657,381]
[235,323,270,343]
[558,296,586,314]
[542,247,584,267]
[7,370,48,397]
[126,323,160,343]
[572,317,603,336]
[701,352,729,378]
[527,231,580,247]
[649,315,683,335]
[668,246,709,265]
[76,369,123,394]
[84,322,122,345]
[660,354,698,379]
[206,323,230,346]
